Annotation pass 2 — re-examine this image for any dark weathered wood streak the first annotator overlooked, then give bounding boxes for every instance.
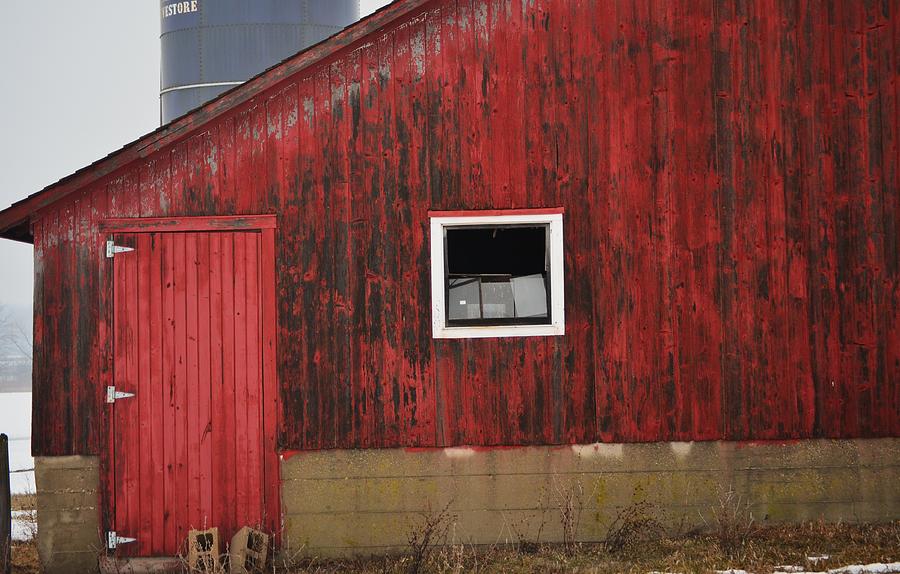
[20,0,900,455]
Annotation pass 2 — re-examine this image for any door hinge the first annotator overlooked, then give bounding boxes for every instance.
[106,240,134,258]
[107,531,137,550]
[106,386,135,403]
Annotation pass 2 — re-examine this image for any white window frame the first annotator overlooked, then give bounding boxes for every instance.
[430,211,565,339]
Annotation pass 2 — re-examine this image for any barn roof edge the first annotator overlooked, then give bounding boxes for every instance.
[0,0,430,244]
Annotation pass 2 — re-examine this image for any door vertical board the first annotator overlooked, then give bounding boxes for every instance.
[197,233,214,530]
[209,233,227,535]
[112,235,127,549]
[173,233,188,549]
[244,233,262,526]
[233,233,250,526]
[136,234,153,553]
[125,234,139,549]
[161,233,177,553]
[261,228,280,532]
[185,233,201,532]
[149,233,166,554]
[220,234,238,533]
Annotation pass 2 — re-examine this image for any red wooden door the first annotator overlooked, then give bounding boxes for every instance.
[107,228,278,557]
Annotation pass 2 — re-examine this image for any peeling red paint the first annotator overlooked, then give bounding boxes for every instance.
[279,449,304,460]
[734,440,804,449]
[14,0,900,462]
[403,444,542,454]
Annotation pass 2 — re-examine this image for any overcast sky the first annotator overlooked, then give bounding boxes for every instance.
[0,0,390,311]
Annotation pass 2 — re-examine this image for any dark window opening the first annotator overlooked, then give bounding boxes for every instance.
[445,225,551,326]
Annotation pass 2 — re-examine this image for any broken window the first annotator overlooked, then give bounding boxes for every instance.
[445,225,550,325]
[430,211,565,339]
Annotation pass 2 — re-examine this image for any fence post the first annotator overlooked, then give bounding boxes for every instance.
[1,433,10,574]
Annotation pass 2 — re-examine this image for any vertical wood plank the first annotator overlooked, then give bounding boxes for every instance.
[296,76,320,449]
[358,39,383,449]
[275,82,302,449]
[112,232,128,549]
[148,232,166,554]
[173,234,189,545]
[161,233,177,551]
[376,28,400,447]
[232,233,249,525]
[260,228,280,534]
[347,44,370,449]
[196,233,213,529]
[136,234,153,553]
[329,57,352,449]
[208,233,227,535]
[243,233,262,525]
[185,233,201,530]
[235,109,254,214]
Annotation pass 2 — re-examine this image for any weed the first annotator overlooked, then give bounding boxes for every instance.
[268,521,899,573]
[603,500,666,553]
[499,503,547,554]
[551,477,586,552]
[176,549,228,574]
[507,513,546,554]
[703,484,759,558]
[430,523,475,574]
[405,501,455,574]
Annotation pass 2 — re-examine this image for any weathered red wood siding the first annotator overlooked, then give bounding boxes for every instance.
[29,0,900,455]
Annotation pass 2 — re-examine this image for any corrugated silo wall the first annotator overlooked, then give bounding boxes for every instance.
[160,0,359,123]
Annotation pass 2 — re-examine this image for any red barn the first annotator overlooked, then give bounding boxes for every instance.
[1,0,898,571]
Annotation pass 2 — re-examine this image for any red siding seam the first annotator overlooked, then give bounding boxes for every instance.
[100,215,276,233]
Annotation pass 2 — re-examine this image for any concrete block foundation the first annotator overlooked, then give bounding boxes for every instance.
[280,439,900,556]
[31,440,900,568]
[34,455,101,574]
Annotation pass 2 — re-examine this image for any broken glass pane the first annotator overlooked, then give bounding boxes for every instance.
[448,277,481,320]
[481,278,515,319]
[511,274,548,318]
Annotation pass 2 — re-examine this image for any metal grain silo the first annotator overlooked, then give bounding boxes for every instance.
[160,0,359,124]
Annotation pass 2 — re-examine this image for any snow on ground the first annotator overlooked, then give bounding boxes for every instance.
[824,564,900,574]
[1,391,35,494]
[703,563,900,574]
[11,510,36,541]
[659,564,900,574]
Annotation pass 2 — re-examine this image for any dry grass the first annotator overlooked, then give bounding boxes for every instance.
[10,494,35,513]
[10,540,41,574]
[603,500,666,554]
[701,485,760,559]
[8,517,898,573]
[8,491,39,574]
[274,521,900,574]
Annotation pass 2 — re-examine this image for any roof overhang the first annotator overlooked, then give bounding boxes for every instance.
[0,0,429,245]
